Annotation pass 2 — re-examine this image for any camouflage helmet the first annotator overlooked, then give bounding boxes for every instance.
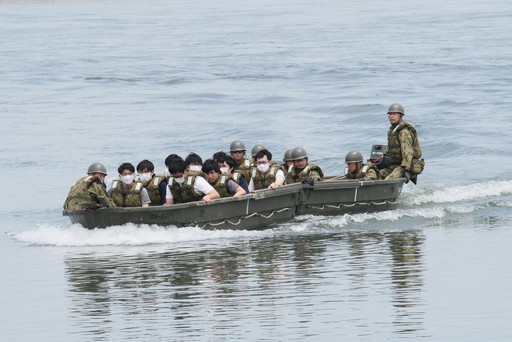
[387,103,405,115]
[87,162,107,175]
[251,144,267,157]
[290,146,308,160]
[229,140,246,152]
[283,149,293,162]
[345,151,364,164]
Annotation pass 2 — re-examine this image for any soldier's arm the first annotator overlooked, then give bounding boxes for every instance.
[309,170,323,181]
[399,130,415,169]
[364,168,378,181]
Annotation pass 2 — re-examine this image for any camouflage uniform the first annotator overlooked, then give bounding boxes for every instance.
[286,164,324,184]
[345,162,380,181]
[381,121,423,180]
[63,175,116,210]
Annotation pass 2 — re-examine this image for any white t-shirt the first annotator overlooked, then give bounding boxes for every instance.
[248,169,285,192]
[167,176,214,199]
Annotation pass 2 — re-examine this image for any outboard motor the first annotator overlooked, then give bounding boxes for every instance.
[369,144,386,162]
[369,144,390,170]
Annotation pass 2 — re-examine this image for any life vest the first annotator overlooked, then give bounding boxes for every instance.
[64,175,112,210]
[212,173,234,198]
[387,121,423,166]
[168,174,202,203]
[286,164,324,184]
[142,174,166,206]
[251,164,280,190]
[279,163,291,177]
[231,169,244,184]
[235,158,252,182]
[111,180,144,207]
[345,163,380,180]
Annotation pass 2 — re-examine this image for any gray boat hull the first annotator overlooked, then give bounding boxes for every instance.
[63,179,404,230]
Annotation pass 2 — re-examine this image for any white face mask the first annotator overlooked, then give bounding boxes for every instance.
[174,177,185,184]
[220,167,229,173]
[257,163,270,173]
[189,165,202,172]
[121,174,135,185]
[137,172,152,182]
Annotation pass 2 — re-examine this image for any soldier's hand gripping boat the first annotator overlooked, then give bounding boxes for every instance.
[63,178,404,230]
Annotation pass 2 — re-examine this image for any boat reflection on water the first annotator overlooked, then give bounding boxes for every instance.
[65,229,426,339]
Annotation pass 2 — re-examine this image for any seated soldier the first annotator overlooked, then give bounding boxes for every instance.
[136,159,171,206]
[344,151,380,181]
[248,149,285,192]
[167,157,220,204]
[286,146,324,185]
[229,140,252,181]
[109,163,151,207]
[63,162,116,210]
[217,154,250,193]
[202,159,246,197]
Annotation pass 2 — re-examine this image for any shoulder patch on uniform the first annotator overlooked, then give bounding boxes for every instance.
[187,176,193,185]
[153,178,159,186]
[112,180,119,188]
[135,182,143,191]
[251,169,257,178]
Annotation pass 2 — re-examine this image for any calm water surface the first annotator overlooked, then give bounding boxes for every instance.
[1,0,512,341]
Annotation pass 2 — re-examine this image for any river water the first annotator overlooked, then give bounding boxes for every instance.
[1,0,512,340]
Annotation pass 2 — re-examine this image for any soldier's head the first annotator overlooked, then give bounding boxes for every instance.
[345,151,364,173]
[255,149,272,174]
[118,163,136,186]
[87,162,107,181]
[291,146,309,170]
[283,149,294,167]
[251,144,267,164]
[201,159,221,184]
[387,103,405,125]
[230,140,246,162]
[136,160,155,183]
[185,152,203,172]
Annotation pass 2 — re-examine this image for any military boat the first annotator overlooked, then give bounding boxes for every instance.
[63,178,404,230]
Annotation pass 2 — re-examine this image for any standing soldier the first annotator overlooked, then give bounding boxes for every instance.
[344,151,380,181]
[63,163,116,210]
[380,103,424,183]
